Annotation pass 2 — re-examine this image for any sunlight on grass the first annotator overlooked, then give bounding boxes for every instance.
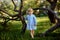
[7,21,22,30]
[37,17,49,22]
[0,17,60,40]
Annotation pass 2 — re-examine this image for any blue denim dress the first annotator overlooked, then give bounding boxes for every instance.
[25,14,37,30]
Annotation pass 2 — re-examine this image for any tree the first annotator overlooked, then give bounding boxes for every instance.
[33,0,60,36]
[0,0,60,36]
[0,0,27,34]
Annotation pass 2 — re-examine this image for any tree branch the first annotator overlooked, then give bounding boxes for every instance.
[47,0,57,10]
[0,9,18,17]
[0,9,13,17]
[43,23,60,36]
[46,0,52,3]
[19,0,23,15]
[47,0,57,3]
[0,15,20,21]
[33,8,60,22]
[11,0,19,12]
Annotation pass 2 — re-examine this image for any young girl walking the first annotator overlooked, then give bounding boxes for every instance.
[25,8,37,38]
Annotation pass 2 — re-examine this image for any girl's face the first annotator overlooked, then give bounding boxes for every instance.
[28,9,33,15]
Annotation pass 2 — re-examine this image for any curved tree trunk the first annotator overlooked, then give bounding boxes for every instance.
[33,0,60,36]
[18,0,27,34]
[43,23,60,36]
[47,0,57,23]
[42,0,60,36]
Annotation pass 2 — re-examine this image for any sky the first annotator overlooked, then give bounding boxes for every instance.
[0,0,20,2]
[0,0,20,6]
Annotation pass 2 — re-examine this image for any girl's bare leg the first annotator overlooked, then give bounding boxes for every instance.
[32,30,34,36]
[30,30,34,38]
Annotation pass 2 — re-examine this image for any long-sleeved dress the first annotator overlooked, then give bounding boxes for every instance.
[25,14,37,30]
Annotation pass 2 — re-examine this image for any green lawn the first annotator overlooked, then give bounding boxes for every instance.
[0,17,60,40]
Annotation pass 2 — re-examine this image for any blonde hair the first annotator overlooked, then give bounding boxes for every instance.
[26,8,34,14]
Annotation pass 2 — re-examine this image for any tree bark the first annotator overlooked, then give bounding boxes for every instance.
[11,0,27,34]
[43,23,60,36]
[33,0,60,36]
[47,0,57,23]
[0,0,27,33]
[42,0,60,36]
[18,0,27,34]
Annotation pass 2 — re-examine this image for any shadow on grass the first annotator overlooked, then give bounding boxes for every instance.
[0,30,60,40]
[35,33,60,37]
[0,18,60,40]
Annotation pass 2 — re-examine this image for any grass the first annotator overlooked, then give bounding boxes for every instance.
[0,17,60,40]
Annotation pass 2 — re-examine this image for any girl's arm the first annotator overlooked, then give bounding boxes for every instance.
[33,15,37,26]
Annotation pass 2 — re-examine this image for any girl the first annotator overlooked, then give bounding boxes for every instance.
[25,8,37,38]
